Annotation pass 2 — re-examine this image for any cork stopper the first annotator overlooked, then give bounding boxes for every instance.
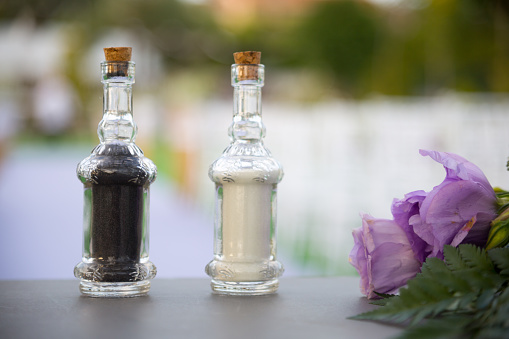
[234,51,261,81]
[104,47,132,61]
[103,47,132,77]
[233,51,261,65]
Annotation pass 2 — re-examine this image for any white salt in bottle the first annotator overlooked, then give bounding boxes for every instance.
[205,51,284,295]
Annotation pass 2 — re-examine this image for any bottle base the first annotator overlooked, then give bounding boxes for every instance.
[79,280,150,298]
[210,279,279,296]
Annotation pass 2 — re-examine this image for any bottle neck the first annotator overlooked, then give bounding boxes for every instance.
[104,83,133,114]
[98,61,137,143]
[229,85,265,143]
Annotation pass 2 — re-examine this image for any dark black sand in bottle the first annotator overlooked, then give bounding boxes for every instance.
[91,185,143,261]
[85,141,152,282]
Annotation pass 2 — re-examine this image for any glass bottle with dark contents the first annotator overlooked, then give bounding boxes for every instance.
[74,47,157,297]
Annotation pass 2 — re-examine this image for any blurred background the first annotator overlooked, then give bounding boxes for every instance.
[1,0,509,280]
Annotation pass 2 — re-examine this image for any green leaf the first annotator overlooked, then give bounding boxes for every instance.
[369,292,397,306]
[488,247,509,275]
[475,327,509,339]
[351,245,509,339]
[393,317,471,339]
[475,289,496,310]
[373,291,397,299]
[494,187,509,195]
[486,219,509,250]
[351,245,505,326]
[369,299,391,306]
[495,202,509,214]
[448,244,493,271]
[443,245,469,271]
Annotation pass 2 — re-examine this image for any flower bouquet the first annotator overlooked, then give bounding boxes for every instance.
[349,150,509,338]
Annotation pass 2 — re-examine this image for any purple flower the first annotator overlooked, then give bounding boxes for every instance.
[350,150,498,298]
[349,214,422,299]
[413,150,497,258]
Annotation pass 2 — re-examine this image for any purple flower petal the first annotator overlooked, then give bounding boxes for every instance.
[391,190,430,262]
[419,149,494,194]
[349,214,421,299]
[369,242,422,298]
[450,216,476,247]
[417,151,497,257]
[461,211,494,246]
[350,227,369,294]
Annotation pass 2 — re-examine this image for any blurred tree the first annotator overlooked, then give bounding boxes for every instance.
[419,0,509,94]
[0,0,96,24]
[367,5,427,96]
[0,0,229,67]
[372,0,509,95]
[2,0,509,97]
[295,0,381,97]
[423,0,495,93]
[74,0,227,66]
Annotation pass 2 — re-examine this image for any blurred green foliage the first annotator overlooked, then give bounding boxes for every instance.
[296,1,380,96]
[2,0,509,97]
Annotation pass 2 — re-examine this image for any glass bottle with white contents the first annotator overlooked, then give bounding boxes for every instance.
[74,47,157,297]
[205,51,284,295]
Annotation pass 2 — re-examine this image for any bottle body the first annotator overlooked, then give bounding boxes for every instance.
[205,61,284,295]
[206,145,284,294]
[74,60,157,297]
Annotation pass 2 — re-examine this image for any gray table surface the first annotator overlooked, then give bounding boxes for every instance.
[0,277,402,339]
